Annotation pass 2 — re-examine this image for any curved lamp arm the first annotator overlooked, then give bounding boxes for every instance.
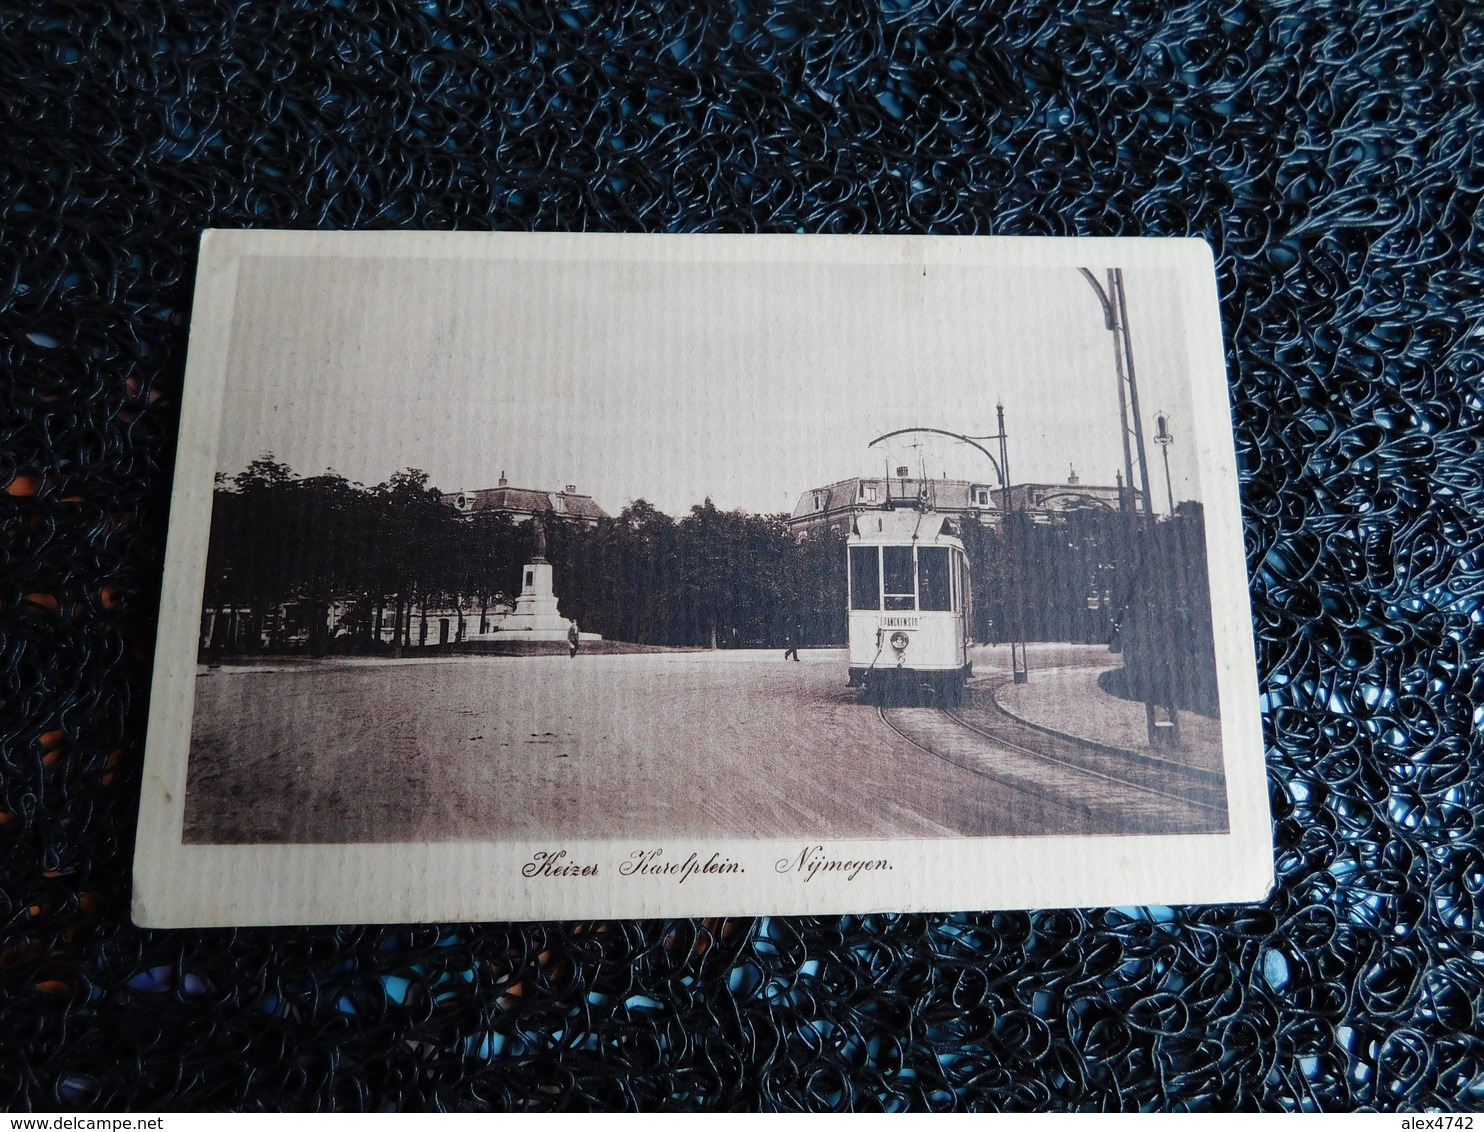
[1077,268,1116,331]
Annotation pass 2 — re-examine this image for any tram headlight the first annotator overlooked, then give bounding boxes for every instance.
[890,631,910,652]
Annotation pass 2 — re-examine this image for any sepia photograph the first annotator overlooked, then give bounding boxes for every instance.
[135,232,1269,925]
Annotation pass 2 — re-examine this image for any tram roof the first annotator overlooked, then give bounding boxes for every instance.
[848,509,965,546]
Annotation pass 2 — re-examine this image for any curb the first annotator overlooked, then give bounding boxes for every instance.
[983,677,1227,789]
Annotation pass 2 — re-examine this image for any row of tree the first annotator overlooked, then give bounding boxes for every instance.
[201,457,1217,716]
[961,506,1216,716]
[201,457,847,655]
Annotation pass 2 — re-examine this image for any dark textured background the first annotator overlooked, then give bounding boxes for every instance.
[4,0,1483,1111]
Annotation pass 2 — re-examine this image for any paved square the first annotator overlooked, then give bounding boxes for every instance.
[183,647,1155,843]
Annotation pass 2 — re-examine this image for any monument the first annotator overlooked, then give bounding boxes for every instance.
[466,516,600,645]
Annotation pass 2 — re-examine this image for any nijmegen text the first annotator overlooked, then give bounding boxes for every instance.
[776,845,892,882]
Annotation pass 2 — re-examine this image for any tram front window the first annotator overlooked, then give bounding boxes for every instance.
[849,546,880,610]
[917,546,951,611]
[882,546,915,611]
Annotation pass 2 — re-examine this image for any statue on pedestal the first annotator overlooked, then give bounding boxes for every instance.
[461,503,600,646]
[532,514,548,563]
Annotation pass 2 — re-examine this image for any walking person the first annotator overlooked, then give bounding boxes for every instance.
[567,619,580,658]
[783,623,801,662]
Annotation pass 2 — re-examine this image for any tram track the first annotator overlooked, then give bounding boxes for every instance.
[946,704,1228,816]
[878,697,1228,835]
[876,704,1114,832]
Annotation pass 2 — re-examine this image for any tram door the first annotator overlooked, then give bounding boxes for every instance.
[957,550,971,655]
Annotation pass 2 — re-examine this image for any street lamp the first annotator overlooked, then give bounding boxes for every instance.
[1153,411,1175,517]
[1077,268,1154,518]
[1077,268,1181,750]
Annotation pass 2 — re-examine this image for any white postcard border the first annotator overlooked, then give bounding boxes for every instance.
[133,231,1272,927]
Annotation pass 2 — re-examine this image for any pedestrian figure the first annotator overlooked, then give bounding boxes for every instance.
[567,620,580,658]
[783,624,801,662]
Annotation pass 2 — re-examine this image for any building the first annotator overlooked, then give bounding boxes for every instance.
[1000,474,1129,518]
[788,468,1134,539]
[442,472,608,526]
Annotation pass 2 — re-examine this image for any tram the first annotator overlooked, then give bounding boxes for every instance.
[846,509,973,705]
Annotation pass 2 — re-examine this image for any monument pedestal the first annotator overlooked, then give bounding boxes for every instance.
[462,560,601,644]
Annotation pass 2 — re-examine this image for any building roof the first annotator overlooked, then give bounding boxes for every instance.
[1003,482,1125,512]
[791,477,991,520]
[788,473,1134,536]
[443,484,609,522]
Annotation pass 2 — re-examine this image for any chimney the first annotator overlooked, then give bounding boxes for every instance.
[564,484,576,494]
[498,471,508,488]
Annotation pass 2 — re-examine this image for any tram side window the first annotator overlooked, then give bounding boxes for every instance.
[918,546,951,611]
[849,546,880,610]
[882,546,915,610]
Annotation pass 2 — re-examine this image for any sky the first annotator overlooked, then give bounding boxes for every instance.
[217,248,1205,518]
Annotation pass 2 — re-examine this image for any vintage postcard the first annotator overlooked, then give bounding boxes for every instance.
[133,231,1272,926]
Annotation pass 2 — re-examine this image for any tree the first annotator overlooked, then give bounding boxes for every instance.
[200,466,855,658]
[370,469,453,653]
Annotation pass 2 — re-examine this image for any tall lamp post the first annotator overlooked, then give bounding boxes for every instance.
[1077,268,1153,518]
[869,405,1030,683]
[1077,268,1180,749]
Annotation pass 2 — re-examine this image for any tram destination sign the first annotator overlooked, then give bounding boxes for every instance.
[133,231,1272,926]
